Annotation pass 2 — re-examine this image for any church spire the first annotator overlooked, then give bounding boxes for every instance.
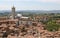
[12,5,15,9]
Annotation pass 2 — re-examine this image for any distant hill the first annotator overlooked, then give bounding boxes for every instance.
[16,10,60,14]
[0,10,60,16]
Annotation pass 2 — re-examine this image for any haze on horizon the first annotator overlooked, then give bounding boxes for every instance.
[0,0,60,10]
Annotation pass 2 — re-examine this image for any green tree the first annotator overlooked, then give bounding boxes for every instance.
[45,20,60,31]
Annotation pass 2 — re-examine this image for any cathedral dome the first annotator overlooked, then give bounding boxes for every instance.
[17,14,22,17]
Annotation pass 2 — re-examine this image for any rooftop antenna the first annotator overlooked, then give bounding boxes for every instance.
[12,4,15,8]
[12,2,15,7]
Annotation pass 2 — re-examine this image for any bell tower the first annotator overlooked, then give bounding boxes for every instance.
[11,6,15,19]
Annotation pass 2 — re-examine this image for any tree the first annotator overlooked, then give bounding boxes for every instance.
[45,20,60,31]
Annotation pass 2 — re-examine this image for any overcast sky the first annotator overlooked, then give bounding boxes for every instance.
[0,0,60,10]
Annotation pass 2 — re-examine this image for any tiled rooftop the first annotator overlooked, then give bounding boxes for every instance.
[0,18,60,38]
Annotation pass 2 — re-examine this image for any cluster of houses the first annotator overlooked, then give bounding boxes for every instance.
[0,6,60,38]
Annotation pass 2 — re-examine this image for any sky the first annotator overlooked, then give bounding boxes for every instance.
[0,0,60,10]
